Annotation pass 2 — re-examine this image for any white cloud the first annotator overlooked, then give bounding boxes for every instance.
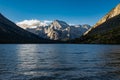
[16,19,52,29]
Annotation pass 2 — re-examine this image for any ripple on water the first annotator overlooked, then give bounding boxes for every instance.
[0,44,120,80]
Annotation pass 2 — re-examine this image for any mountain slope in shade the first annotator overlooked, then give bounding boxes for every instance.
[0,13,54,43]
[74,4,120,44]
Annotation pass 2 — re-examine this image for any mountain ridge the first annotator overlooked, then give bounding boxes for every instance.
[94,4,120,28]
[74,4,120,44]
[0,13,55,43]
[24,20,91,41]
[84,4,120,35]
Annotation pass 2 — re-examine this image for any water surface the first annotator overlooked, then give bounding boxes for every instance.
[0,44,120,80]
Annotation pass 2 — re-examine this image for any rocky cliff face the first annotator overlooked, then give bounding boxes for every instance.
[45,20,69,40]
[84,4,120,35]
[94,4,120,28]
[77,4,120,44]
[25,20,91,41]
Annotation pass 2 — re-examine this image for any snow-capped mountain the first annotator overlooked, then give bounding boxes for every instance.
[17,20,91,41]
[45,20,70,40]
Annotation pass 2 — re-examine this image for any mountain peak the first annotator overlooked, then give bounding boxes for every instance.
[53,20,68,25]
[94,3,120,28]
[51,20,69,29]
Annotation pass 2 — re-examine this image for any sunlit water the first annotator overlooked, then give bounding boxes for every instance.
[0,44,120,80]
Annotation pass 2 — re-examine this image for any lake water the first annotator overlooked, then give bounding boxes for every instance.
[0,44,120,80]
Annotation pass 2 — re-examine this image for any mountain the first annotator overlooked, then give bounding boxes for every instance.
[46,20,70,41]
[84,4,120,35]
[49,20,69,29]
[94,4,120,28]
[74,4,120,44]
[69,24,91,39]
[24,20,91,41]
[0,13,54,43]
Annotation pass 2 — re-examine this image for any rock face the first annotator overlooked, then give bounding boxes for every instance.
[84,4,120,35]
[0,13,53,43]
[77,4,120,44]
[46,20,69,40]
[94,4,120,28]
[25,20,90,41]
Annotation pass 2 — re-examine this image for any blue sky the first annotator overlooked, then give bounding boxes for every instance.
[0,0,119,25]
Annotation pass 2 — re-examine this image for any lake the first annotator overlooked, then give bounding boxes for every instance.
[0,44,120,80]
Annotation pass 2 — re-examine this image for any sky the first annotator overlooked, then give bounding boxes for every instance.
[0,0,119,25]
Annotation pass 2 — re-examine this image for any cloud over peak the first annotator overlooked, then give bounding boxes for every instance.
[16,19,52,29]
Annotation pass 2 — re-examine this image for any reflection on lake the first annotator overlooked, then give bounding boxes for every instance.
[0,44,120,80]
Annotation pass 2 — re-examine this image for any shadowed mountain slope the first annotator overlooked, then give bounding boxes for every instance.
[0,13,55,43]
